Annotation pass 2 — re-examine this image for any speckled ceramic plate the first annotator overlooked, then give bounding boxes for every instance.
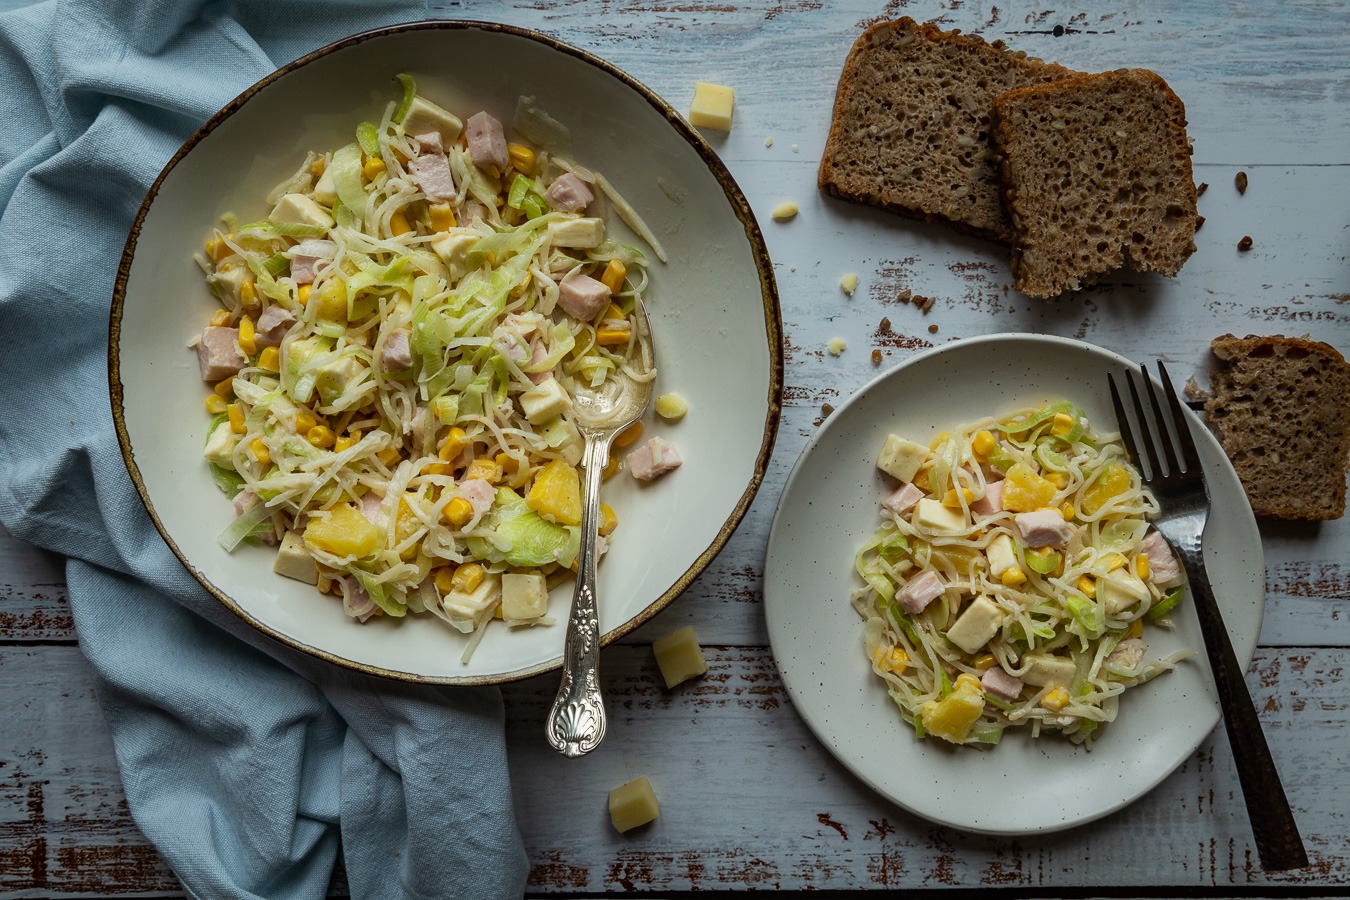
[763,334,1263,834]
[110,21,781,684]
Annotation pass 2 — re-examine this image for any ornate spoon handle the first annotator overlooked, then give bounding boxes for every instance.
[546,432,608,757]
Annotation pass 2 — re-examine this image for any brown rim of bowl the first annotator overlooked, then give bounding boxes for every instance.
[107,19,784,686]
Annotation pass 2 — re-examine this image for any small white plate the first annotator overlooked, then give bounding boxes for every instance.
[111,22,782,684]
[763,334,1263,834]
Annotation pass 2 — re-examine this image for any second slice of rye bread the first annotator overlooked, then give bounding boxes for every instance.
[990,68,1198,298]
[818,18,1078,242]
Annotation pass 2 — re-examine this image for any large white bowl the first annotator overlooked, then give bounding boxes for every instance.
[764,334,1263,834]
[110,21,782,684]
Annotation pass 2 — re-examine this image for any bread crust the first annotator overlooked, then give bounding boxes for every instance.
[1204,334,1350,520]
[989,68,1198,298]
[818,18,1078,243]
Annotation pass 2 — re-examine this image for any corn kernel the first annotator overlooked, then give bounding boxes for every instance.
[1001,567,1027,587]
[205,234,236,264]
[210,309,233,327]
[377,447,402,466]
[871,645,910,673]
[442,497,473,527]
[941,488,975,508]
[495,451,520,474]
[434,567,455,593]
[237,316,256,356]
[596,326,631,346]
[335,435,357,453]
[615,420,643,448]
[297,284,312,305]
[389,209,412,236]
[294,411,317,434]
[205,393,228,414]
[654,393,688,420]
[249,437,270,466]
[452,563,484,592]
[1135,553,1151,581]
[599,502,618,536]
[213,378,236,398]
[1041,687,1070,712]
[362,157,386,181]
[1078,575,1097,598]
[227,402,246,434]
[1045,472,1069,489]
[930,432,952,451]
[239,279,259,313]
[429,202,457,231]
[257,345,280,373]
[954,672,982,693]
[307,425,336,448]
[439,427,468,461]
[971,430,997,457]
[1051,413,1076,435]
[1106,553,1127,572]
[603,455,620,481]
[465,456,502,483]
[507,143,536,174]
[1060,501,1076,521]
[1125,617,1144,640]
[974,653,998,670]
[600,259,627,294]
[310,157,326,177]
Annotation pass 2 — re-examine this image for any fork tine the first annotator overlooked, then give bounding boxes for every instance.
[1157,361,1201,473]
[1108,372,1147,478]
[1124,367,1164,479]
[1139,363,1179,478]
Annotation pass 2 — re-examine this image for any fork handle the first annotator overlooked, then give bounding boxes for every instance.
[1173,535,1308,871]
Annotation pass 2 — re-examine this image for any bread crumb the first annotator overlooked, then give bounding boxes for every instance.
[1196,181,1208,197]
[871,349,882,366]
[840,273,859,295]
[897,289,912,304]
[1238,235,1253,251]
[918,294,935,313]
[771,201,799,221]
[821,403,835,416]
[1235,171,1248,195]
[764,136,774,148]
[879,317,892,332]
[827,337,847,356]
[927,324,939,334]
[791,144,800,153]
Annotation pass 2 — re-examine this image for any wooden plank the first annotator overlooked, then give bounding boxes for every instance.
[2,644,1345,894]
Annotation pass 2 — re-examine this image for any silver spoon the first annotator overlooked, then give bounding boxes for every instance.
[545,295,655,757]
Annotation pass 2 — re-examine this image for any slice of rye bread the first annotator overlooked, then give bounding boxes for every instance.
[989,68,1198,299]
[817,18,1079,242]
[1204,334,1350,520]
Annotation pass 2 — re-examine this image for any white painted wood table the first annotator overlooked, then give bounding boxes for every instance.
[3,0,1349,895]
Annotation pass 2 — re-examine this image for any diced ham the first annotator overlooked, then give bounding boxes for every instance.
[413,131,443,154]
[628,436,682,482]
[360,491,385,524]
[556,272,611,321]
[980,666,1025,701]
[544,172,594,213]
[291,256,319,284]
[971,480,1004,517]
[895,570,945,615]
[461,201,489,226]
[289,239,336,285]
[338,576,379,622]
[1106,638,1146,674]
[233,491,259,518]
[491,329,528,364]
[465,111,507,172]
[1141,531,1185,588]
[381,329,413,373]
[459,478,496,517]
[410,152,457,203]
[1013,508,1075,548]
[882,483,923,515]
[197,326,247,381]
[525,341,551,385]
[254,305,297,348]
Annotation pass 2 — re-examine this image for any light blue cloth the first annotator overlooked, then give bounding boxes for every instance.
[0,2,529,897]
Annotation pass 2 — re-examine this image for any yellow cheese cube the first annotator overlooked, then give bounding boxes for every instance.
[609,776,660,833]
[652,626,708,688]
[688,82,735,131]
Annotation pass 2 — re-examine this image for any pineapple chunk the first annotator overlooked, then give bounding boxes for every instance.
[920,675,986,743]
[1000,463,1058,513]
[303,504,382,558]
[1082,463,1132,514]
[526,458,582,525]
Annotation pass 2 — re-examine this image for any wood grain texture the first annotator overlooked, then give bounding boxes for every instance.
[4,0,1350,894]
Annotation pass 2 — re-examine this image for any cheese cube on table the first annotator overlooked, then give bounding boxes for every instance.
[652,626,708,688]
[688,82,735,131]
[609,776,660,833]
[876,434,927,482]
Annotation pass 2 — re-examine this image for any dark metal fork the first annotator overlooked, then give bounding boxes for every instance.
[1109,362,1307,873]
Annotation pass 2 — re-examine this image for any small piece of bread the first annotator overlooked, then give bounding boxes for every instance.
[818,18,1077,242]
[1204,334,1350,520]
[990,68,1198,298]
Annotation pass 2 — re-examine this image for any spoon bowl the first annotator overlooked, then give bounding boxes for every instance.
[546,295,656,756]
